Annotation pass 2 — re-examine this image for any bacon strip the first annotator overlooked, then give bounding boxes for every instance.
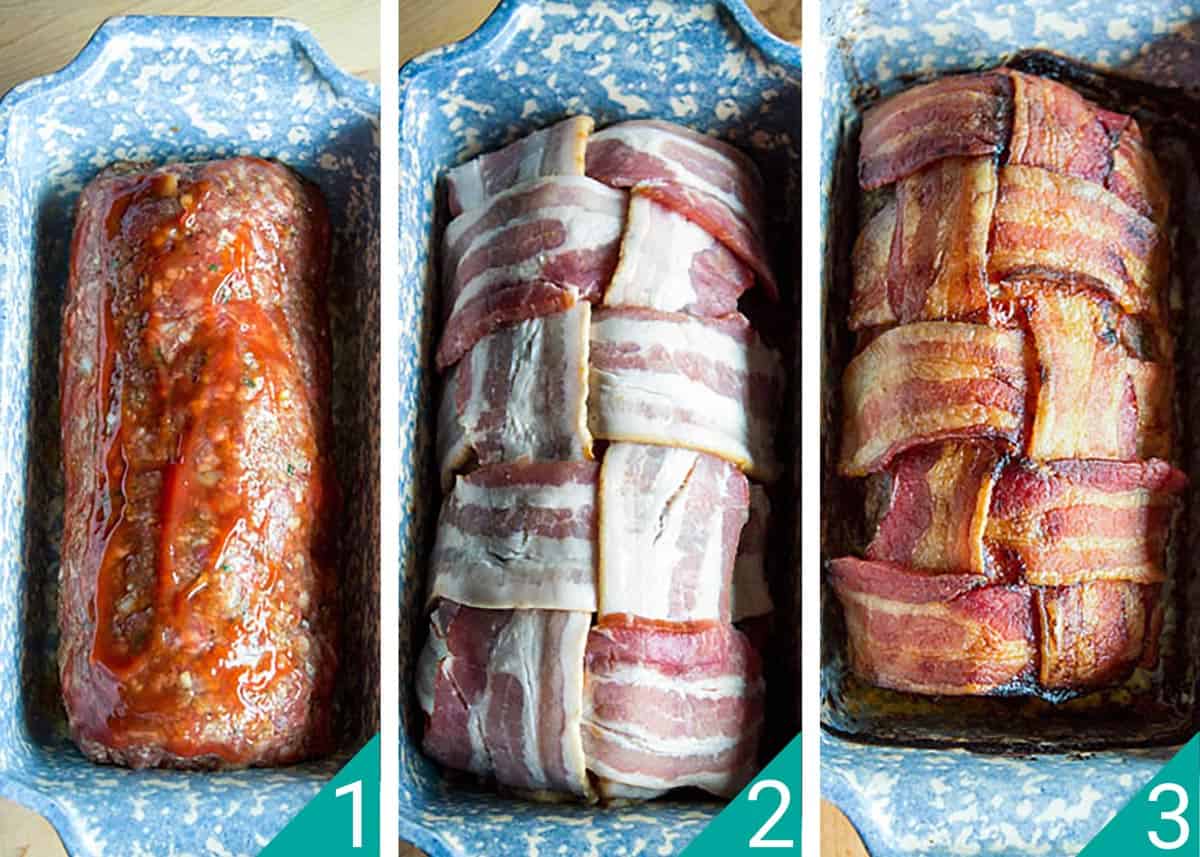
[876,156,997,327]
[439,176,626,369]
[606,187,753,316]
[598,444,748,624]
[839,322,1027,477]
[584,119,776,298]
[1005,71,1115,184]
[420,601,593,797]
[859,72,1013,189]
[1106,120,1169,224]
[438,302,592,490]
[1022,289,1171,461]
[985,458,1184,587]
[446,115,594,216]
[1036,582,1159,690]
[829,558,1036,695]
[849,200,896,330]
[582,619,764,798]
[732,485,774,621]
[865,443,1000,575]
[429,461,600,612]
[989,165,1166,320]
[588,307,783,481]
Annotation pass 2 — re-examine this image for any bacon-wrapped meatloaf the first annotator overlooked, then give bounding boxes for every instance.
[832,71,1183,696]
[418,117,784,801]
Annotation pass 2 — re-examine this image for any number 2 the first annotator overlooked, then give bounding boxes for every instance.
[335,779,363,848]
[1148,782,1190,851]
[748,779,794,849]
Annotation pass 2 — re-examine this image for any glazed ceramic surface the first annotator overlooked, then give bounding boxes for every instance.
[819,1,1200,853]
[0,16,380,857]
[399,1,801,854]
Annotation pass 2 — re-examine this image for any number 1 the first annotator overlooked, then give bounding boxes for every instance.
[335,779,363,848]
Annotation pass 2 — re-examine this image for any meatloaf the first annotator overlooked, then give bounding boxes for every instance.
[58,156,338,768]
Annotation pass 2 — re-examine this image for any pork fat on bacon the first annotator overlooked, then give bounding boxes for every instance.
[834,70,1182,696]
[418,116,784,801]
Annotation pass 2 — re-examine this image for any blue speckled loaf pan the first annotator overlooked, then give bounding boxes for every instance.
[0,16,379,856]
[399,1,800,854]
[818,1,1200,853]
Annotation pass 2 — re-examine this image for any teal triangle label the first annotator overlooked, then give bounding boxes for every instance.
[259,734,380,856]
[682,734,801,855]
[1079,734,1199,856]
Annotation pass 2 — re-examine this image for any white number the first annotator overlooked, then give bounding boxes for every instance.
[748,779,794,849]
[335,779,363,848]
[1148,782,1190,851]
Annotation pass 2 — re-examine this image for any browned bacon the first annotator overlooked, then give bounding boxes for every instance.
[829,558,1036,695]
[985,458,1184,587]
[1106,120,1169,224]
[582,619,764,798]
[839,322,1027,477]
[1005,71,1116,184]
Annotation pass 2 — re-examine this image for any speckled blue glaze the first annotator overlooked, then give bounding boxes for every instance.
[0,16,379,857]
[399,2,800,854]
[819,2,1200,854]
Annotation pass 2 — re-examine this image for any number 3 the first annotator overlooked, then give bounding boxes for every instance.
[1148,782,1190,851]
[749,779,795,849]
[335,779,363,848]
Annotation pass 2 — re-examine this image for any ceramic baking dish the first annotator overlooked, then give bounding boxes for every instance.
[398,1,801,853]
[818,0,1200,852]
[0,16,379,856]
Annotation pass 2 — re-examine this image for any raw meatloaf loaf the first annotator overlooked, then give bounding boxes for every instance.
[59,157,339,768]
[831,71,1184,696]
[417,117,783,802]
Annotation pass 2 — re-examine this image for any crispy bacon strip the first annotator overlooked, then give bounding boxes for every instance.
[829,558,1036,695]
[438,176,626,369]
[582,619,764,798]
[588,307,783,481]
[985,458,1184,587]
[865,443,1000,575]
[859,72,1013,189]
[989,165,1165,320]
[446,115,594,216]
[849,200,896,330]
[598,444,748,624]
[1023,289,1171,461]
[1106,120,1169,225]
[839,322,1027,477]
[1036,582,1160,690]
[732,485,774,621]
[606,187,753,316]
[860,156,996,328]
[1005,71,1116,183]
[419,601,593,797]
[438,302,592,490]
[429,461,600,612]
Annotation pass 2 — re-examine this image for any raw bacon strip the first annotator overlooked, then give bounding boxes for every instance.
[582,619,764,798]
[438,176,626,369]
[438,302,592,490]
[420,601,593,797]
[588,307,783,481]
[598,444,748,624]
[446,115,594,216]
[985,458,1184,587]
[839,322,1027,477]
[1022,289,1170,461]
[828,558,1036,695]
[1106,120,1169,224]
[854,153,1003,326]
[606,187,753,316]
[429,461,600,612]
[732,485,774,621]
[848,200,896,330]
[1005,71,1116,183]
[859,72,1013,189]
[989,165,1166,320]
[865,442,1000,576]
[1037,582,1160,690]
